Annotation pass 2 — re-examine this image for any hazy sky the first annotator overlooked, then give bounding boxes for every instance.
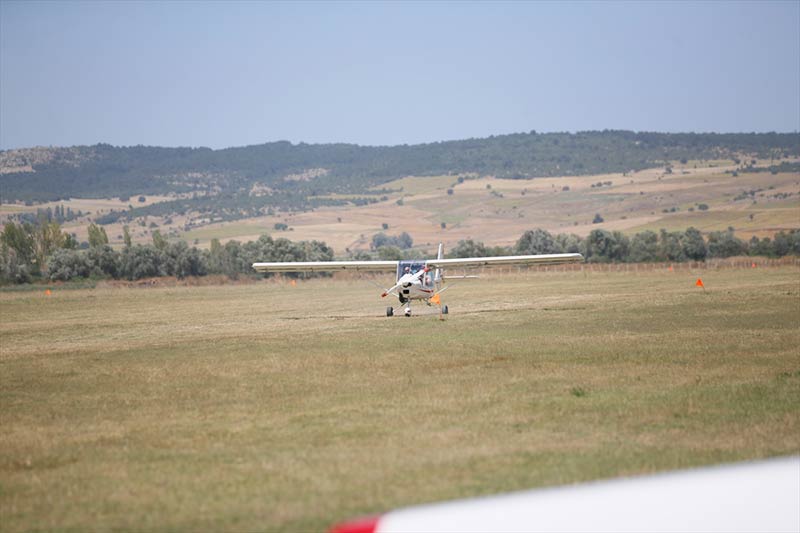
[1,1,798,150]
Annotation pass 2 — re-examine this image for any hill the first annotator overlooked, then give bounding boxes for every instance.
[2,131,798,210]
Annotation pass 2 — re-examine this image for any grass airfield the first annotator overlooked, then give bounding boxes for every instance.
[1,266,799,531]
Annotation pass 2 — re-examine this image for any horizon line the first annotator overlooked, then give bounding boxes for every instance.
[2,128,799,152]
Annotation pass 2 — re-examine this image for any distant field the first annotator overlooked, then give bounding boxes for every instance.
[628,204,799,235]
[153,163,800,252]
[2,161,799,254]
[0,195,177,216]
[1,267,798,531]
[0,195,185,245]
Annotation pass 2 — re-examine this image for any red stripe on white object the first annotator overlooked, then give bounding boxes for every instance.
[330,456,799,533]
[329,514,381,533]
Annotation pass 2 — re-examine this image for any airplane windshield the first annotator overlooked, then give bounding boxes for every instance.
[397,261,432,287]
[397,261,426,279]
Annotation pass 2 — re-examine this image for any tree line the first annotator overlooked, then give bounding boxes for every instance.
[448,228,800,263]
[0,220,333,284]
[2,218,798,285]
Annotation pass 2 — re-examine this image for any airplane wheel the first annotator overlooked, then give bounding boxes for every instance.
[404,308,411,317]
[442,305,449,315]
[386,307,394,317]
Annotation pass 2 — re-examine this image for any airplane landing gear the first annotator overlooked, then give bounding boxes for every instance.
[404,306,412,317]
[442,305,448,315]
[386,307,394,317]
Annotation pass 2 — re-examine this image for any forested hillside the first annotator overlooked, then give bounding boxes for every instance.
[3,131,798,209]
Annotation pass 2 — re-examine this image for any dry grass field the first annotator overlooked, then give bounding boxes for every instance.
[0,195,182,245]
[1,266,799,531]
[3,160,797,254]
[179,161,799,252]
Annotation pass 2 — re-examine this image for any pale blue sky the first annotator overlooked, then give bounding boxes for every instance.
[1,0,798,150]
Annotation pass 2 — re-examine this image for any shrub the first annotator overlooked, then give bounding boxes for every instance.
[570,386,587,398]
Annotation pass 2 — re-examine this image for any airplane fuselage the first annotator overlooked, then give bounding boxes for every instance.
[395,261,436,303]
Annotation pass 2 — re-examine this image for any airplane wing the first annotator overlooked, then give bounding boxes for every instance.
[425,253,583,269]
[252,260,397,273]
[252,254,583,273]
[330,456,800,533]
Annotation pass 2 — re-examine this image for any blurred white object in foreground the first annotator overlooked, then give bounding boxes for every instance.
[331,456,800,533]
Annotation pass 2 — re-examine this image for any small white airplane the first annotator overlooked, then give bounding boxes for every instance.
[253,244,583,317]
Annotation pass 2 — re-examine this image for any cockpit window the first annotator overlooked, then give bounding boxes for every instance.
[397,260,426,280]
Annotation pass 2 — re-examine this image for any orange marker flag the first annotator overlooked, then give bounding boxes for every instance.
[290,279,297,287]
[45,289,52,296]
[695,278,705,289]
[430,293,441,306]
[752,262,756,268]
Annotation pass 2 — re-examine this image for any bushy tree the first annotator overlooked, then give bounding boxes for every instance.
[151,230,168,251]
[658,230,685,262]
[629,231,659,262]
[350,250,373,261]
[772,230,800,257]
[377,246,403,261]
[207,238,226,274]
[87,245,121,278]
[748,236,774,257]
[681,227,707,261]
[1,222,35,265]
[554,233,583,254]
[450,239,490,258]
[213,240,250,278]
[2,220,73,275]
[63,233,79,249]
[33,221,67,272]
[302,240,335,262]
[584,229,629,263]
[47,249,92,281]
[370,233,388,250]
[707,230,747,258]
[515,229,561,255]
[120,245,166,280]
[0,246,32,283]
[163,241,206,279]
[87,223,109,247]
[371,232,413,250]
